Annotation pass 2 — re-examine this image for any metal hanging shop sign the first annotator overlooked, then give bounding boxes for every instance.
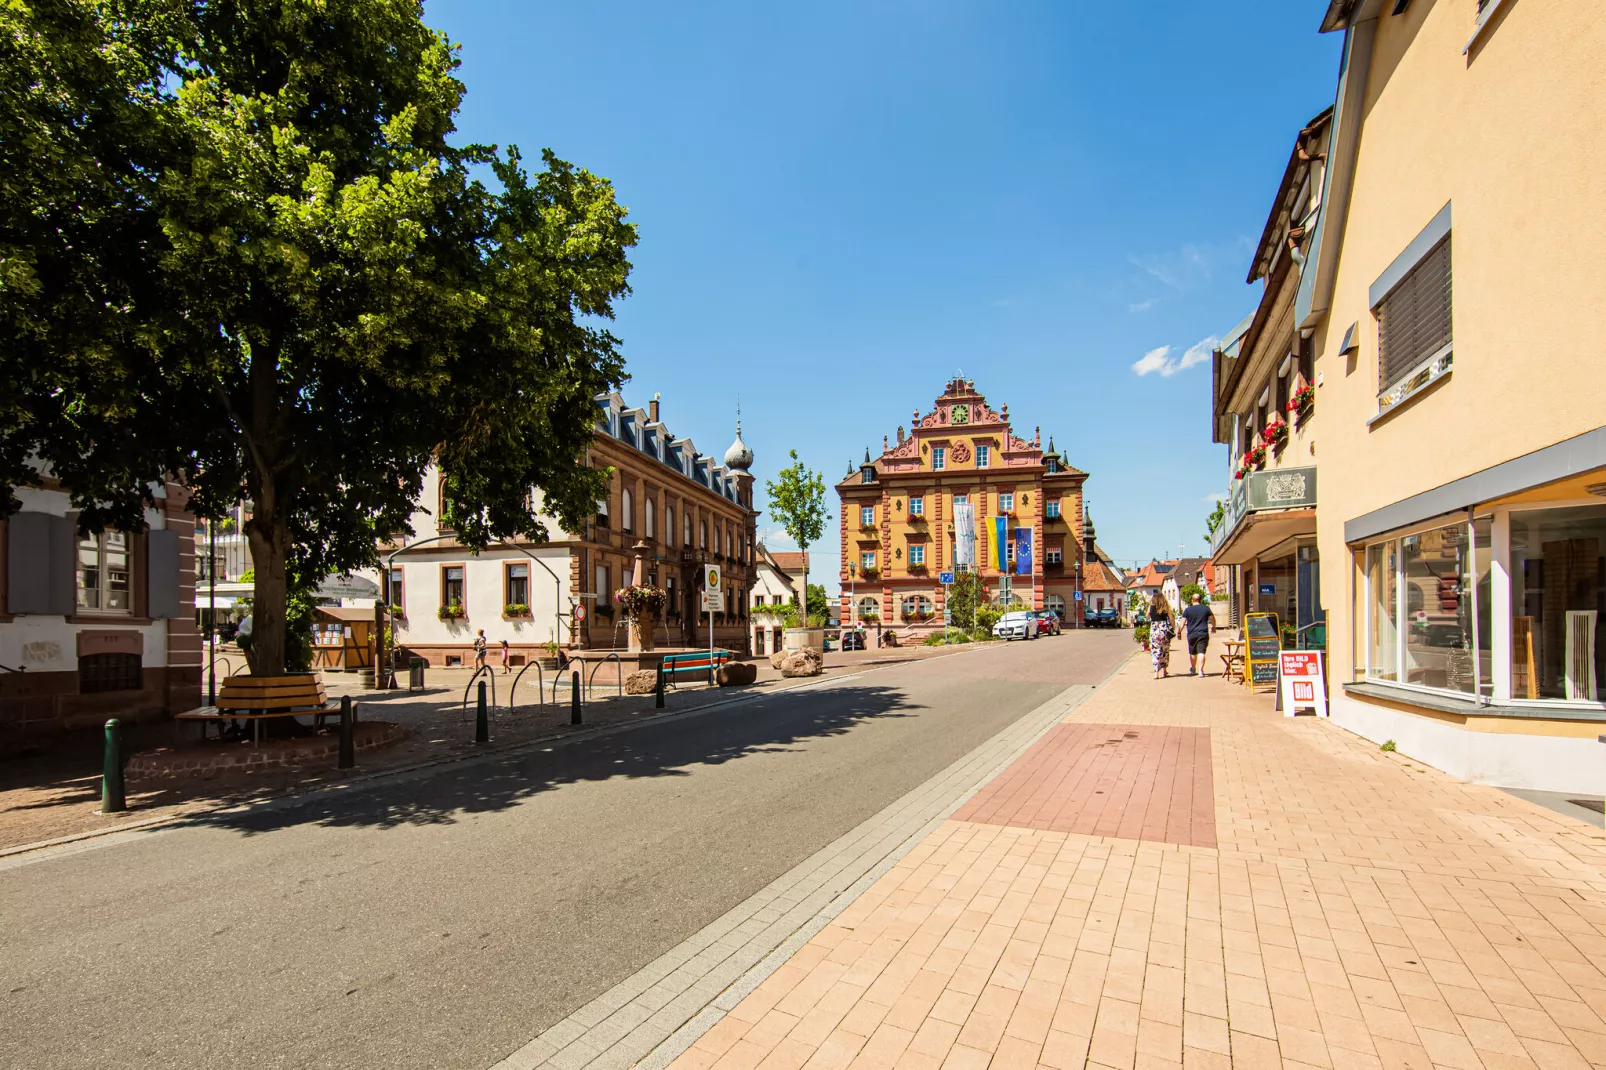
[1279,651,1328,717]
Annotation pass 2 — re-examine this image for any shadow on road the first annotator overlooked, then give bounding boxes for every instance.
[194,683,922,837]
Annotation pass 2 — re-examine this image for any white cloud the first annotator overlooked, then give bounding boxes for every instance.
[1130,335,1221,378]
[1203,492,1225,503]
[1131,346,1173,376]
[1129,237,1253,293]
[1128,297,1157,313]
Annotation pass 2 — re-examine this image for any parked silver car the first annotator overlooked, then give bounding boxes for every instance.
[992,611,1037,641]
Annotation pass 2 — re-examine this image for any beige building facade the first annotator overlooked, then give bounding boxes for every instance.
[1300,0,1606,792]
[382,392,759,666]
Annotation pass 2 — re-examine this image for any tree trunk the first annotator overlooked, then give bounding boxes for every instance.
[246,511,291,677]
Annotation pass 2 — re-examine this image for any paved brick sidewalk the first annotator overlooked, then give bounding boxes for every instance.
[670,643,1606,1070]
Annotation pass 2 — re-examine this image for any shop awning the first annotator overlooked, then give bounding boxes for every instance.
[1211,508,1317,566]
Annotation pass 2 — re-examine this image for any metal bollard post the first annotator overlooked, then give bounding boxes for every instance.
[655,664,665,709]
[570,670,582,725]
[101,719,126,814]
[338,695,355,769]
[476,680,489,744]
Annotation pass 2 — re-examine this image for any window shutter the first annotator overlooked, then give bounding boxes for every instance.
[7,513,50,614]
[1378,236,1452,390]
[48,516,73,615]
[147,529,181,619]
[7,513,74,615]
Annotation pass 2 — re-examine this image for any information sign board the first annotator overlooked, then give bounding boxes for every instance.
[703,564,720,591]
[700,590,724,613]
[938,571,955,586]
[1278,651,1328,717]
[1243,612,1281,690]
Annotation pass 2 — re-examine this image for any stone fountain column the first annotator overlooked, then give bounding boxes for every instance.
[627,539,656,653]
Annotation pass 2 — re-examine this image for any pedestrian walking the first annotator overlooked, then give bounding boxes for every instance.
[1180,591,1214,677]
[473,629,487,671]
[1149,591,1174,679]
[500,637,511,674]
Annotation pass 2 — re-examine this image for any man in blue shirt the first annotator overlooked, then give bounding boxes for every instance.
[1180,592,1214,676]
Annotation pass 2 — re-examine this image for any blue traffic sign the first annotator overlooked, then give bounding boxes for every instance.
[938,571,955,585]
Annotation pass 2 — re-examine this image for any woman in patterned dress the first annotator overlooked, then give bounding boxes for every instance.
[1149,592,1174,678]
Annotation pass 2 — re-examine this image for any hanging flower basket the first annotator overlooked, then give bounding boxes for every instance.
[614,584,667,616]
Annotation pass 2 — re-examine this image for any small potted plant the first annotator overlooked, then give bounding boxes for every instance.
[438,602,466,621]
[537,640,562,670]
[504,602,531,618]
[388,602,406,620]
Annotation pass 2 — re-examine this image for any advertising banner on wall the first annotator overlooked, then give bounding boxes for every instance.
[953,502,976,568]
[1014,527,1033,576]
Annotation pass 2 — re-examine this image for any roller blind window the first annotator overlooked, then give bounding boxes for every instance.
[1378,236,1452,392]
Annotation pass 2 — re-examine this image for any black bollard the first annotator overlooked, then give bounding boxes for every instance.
[476,679,489,743]
[101,719,126,814]
[655,664,665,709]
[570,670,582,725]
[338,695,355,769]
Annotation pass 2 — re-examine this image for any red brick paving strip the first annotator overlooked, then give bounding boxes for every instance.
[953,723,1215,848]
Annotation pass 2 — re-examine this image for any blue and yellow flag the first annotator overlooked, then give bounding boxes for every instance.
[991,517,1008,572]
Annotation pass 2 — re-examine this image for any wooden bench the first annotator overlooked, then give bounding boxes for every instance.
[659,651,731,688]
[175,674,344,743]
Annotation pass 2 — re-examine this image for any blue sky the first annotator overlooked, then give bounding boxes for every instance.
[425,0,1343,592]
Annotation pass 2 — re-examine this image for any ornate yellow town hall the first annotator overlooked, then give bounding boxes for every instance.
[836,379,1089,636]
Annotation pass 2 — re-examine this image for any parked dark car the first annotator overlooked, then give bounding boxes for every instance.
[840,629,867,651]
[1084,607,1121,628]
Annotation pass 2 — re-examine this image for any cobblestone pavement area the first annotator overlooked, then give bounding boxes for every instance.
[0,642,976,852]
[669,637,1606,1070]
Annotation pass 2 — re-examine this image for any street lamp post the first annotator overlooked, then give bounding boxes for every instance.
[848,563,857,630]
[1074,560,1083,629]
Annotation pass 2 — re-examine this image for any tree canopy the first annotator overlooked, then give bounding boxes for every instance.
[1,0,636,674]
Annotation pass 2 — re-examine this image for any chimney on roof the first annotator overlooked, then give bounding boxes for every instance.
[649,394,660,423]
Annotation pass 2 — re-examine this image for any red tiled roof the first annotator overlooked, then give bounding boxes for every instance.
[770,551,810,579]
[1080,561,1126,592]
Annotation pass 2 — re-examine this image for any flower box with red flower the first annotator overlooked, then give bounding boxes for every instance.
[1247,444,1268,469]
[1287,382,1315,419]
[1262,418,1289,449]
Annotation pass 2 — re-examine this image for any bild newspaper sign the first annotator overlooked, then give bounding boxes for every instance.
[1279,650,1327,717]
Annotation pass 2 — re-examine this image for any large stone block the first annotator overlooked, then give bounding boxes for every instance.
[779,648,824,678]
[624,669,658,695]
[717,662,757,687]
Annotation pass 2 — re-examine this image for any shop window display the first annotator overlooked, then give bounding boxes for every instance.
[1509,504,1606,701]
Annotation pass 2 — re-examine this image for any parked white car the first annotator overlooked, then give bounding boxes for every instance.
[993,611,1037,641]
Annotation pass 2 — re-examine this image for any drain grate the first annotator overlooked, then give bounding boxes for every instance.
[1568,798,1605,814]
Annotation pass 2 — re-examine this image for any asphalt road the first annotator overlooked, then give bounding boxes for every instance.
[1,631,1132,1070]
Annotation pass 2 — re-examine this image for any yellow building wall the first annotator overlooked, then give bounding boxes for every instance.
[1315,0,1606,685]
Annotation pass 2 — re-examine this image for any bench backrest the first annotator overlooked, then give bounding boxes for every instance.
[661,652,731,673]
[217,673,329,711]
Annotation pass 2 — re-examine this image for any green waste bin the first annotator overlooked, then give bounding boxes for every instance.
[408,658,426,691]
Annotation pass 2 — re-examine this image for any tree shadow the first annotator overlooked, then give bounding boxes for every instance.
[190,683,923,836]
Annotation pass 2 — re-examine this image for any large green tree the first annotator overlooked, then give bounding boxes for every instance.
[1,0,636,676]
